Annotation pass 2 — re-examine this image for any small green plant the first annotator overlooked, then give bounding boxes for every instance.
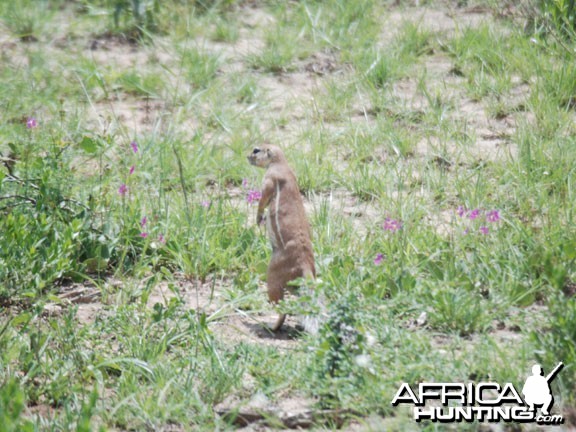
[316,298,364,378]
[313,79,356,122]
[306,292,374,412]
[178,47,220,90]
[395,21,434,60]
[0,380,33,432]
[0,132,96,299]
[0,0,51,42]
[531,295,576,400]
[535,59,576,108]
[115,69,165,97]
[534,0,576,40]
[247,30,299,73]
[425,286,493,335]
[356,48,399,90]
[112,0,160,36]
[211,15,239,43]
[232,74,258,104]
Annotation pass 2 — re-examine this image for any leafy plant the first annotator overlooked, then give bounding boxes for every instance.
[178,47,221,90]
[112,0,160,35]
[0,0,52,42]
[0,380,33,432]
[306,293,371,409]
[531,295,576,400]
[537,0,576,39]
[426,286,493,335]
[247,28,300,74]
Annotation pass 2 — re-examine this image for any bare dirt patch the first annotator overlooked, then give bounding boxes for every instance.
[40,282,104,325]
[258,72,320,119]
[147,275,303,350]
[85,97,168,134]
[215,393,351,430]
[379,5,495,46]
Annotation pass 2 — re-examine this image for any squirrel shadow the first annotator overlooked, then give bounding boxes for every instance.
[244,321,303,340]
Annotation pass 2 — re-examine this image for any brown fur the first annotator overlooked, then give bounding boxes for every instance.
[248,144,316,332]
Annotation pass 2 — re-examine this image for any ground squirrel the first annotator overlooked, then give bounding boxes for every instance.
[248,144,317,333]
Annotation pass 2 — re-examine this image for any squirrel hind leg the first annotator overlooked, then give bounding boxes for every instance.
[270,313,286,332]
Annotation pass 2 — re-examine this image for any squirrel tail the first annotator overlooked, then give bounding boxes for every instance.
[300,314,322,335]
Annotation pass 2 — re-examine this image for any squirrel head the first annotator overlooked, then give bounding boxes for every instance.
[247,144,286,168]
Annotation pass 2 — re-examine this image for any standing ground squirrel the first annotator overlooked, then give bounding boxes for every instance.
[248,144,317,333]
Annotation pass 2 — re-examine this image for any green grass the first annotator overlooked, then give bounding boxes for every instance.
[0,0,575,430]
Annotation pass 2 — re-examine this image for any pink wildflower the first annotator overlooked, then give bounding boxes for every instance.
[479,226,489,235]
[247,190,262,205]
[158,234,166,244]
[374,253,384,265]
[139,232,149,238]
[140,216,147,227]
[129,165,135,175]
[486,210,500,223]
[118,183,128,196]
[130,141,138,153]
[201,201,210,208]
[468,209,480,220]
[383,217,402,232]
[26,117,37,129]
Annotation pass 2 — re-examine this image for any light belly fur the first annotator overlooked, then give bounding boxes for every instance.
[267,181,286,250]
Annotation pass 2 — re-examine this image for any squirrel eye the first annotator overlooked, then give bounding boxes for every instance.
[252,148,261,154]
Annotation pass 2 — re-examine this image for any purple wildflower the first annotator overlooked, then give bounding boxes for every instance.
[26,117,37,129]
[479,226,489,235]
[140,216,147,227]
[118,183,128,196]
[242,178,249,189]
[468,208,480,220]
[139,232,149,238]
[130,141,138,153]
[383,217,402,232]
[486,210,500,223]
[247,190,262,205]
[129,165,135,175]
[201,200,210,208]
[457,206,465,217]
[374,253,384,266]
[158,234,166,244]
